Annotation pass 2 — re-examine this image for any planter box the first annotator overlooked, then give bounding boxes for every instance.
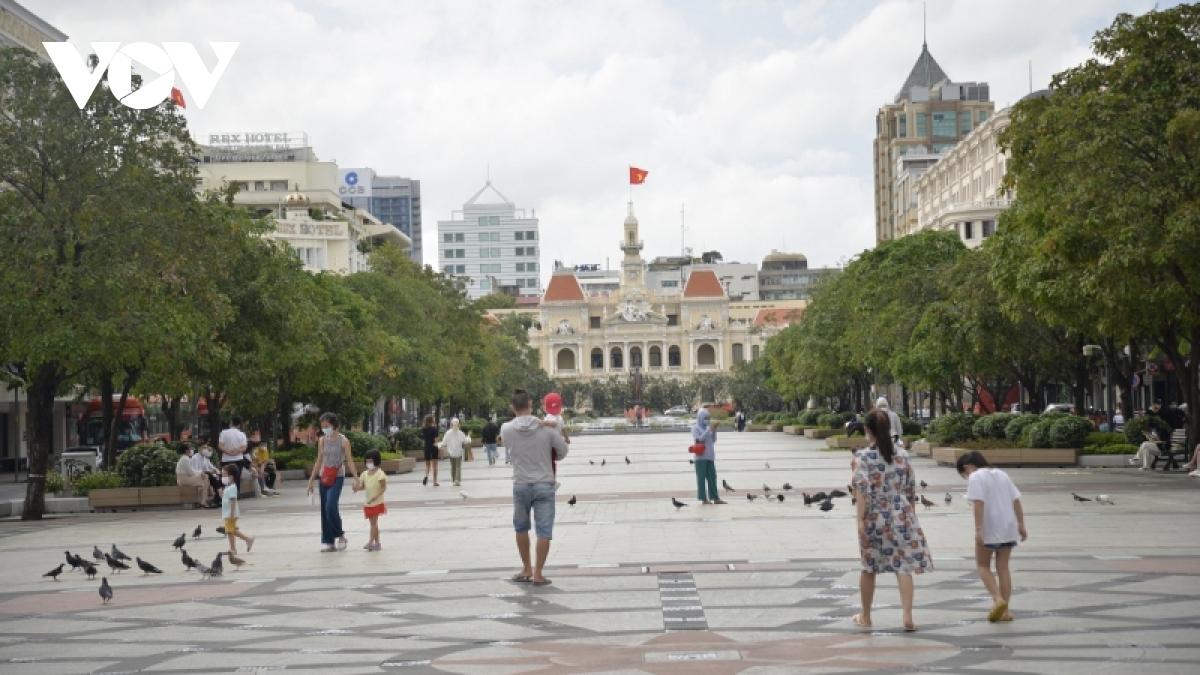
[934,446,1079,467]
[141,485,201,506]
[746,425,771,432]
[767,424,784,432]
[826,436,871,449]
[803,428,841,439]
[910,441,936,457]
[1079,454,1137,468]
[782,426,803,435]
[88,488,140,508]
[351,458,416,475]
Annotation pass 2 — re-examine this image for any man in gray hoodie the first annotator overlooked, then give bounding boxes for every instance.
[501,389,569,585]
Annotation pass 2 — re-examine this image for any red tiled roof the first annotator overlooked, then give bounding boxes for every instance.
[682,270,725,298]
[753,307,804,327]
[543,274,585,302]
[516,296,541,307]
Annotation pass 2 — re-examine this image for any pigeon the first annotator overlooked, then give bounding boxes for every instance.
[776,494,785,502]
[810,491,828,502]
[601,459,606,466]
[172,534,187,550]
[459,491,470,499]
[802,493,817,506]
[111,544,131,562]
[83,563,97,580]
[672,498,687,510]
[65,551,84,572]
[765,462,771,469]
[829,489,848,499]
[746,493,758,501]
[180,550,197,572]
[625,456,631,465]
[920,495,937,509]
[192,525,201,539]
[819,499,834,512]
[722,480,735,492]
[1072,493,1092,502]
[568,495,577,506]
[1096,494,1115,505]
[194,561,212,579]
[920,480,928,489]
[104,553,130,574]
[782,483,793,491]
[851,496,857,506]
[209,553,224,578]
[944,492,952,506]
[92,546,104,561]
[136,557,162,575]
[225,551,246,570]
[216,526,226,535]
[43,564,64,581]
[689,459,694,465]
[763,484,772,494]
[99,577,112,604]
[589,460,594,465]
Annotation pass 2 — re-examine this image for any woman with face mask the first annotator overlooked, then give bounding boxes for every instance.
[691,408,726,505]
[306,413,359,552]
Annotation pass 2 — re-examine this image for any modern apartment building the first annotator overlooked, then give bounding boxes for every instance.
[437,181,542,300]
[758,251,836,301]
[873,41,995,243]
[338,168,423,263]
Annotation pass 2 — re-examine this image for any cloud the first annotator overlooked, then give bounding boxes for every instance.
[26,0,1177,277]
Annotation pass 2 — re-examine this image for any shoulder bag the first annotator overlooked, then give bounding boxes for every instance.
[319,436,341,487]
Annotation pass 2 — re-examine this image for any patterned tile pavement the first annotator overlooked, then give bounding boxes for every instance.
[1,431,1197,673]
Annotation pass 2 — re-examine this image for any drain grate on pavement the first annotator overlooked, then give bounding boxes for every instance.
[658,572,708,631]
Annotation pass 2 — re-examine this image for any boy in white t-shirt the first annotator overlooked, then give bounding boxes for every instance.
[957,450,1027,623]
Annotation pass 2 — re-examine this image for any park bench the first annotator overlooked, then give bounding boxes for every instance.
[1150,429,1190,471]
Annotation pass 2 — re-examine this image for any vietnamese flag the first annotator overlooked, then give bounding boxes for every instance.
[170,87,186,109]
[629,167,648,184]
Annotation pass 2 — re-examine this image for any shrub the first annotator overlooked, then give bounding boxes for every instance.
[974,413,1016,440]
[1022,420,1054,448]
[392,427,423,452]
[286,459,310,470]
[45,470,64,495]
[1085,432,1125,448]
[928,413,977,444]
[1123,415,1171,445]
[1084,443,1138,455]
[1048,416,1094,448]
[798,410,822,426]
[709,409,731,421]
[460,418,486,437]
[955,438,1020,451]
[286,444,319,462]
[115,444,178,488]
[279,440,311,452]
[1005,414,1040,442]
[776,415,798,426]
[343,431,389,458]
[753,413,771,424]
[71,470,123,496]
[817,412,853,429]
[898,415,922,436]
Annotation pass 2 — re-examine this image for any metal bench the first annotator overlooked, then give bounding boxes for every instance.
[1151,429,1190,471]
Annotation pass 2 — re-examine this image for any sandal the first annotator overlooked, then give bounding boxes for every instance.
[904,623,918,632]
[531,578,553,586]
[987,601,1009,623]
[999,612,1013,622]
[851,613,871,628]
[510,573,532,583]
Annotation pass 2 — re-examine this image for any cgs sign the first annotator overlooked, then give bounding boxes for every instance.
[43,42,238,110]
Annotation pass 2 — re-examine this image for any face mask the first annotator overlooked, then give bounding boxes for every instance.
[365,462,375,470]
[201,449,211,457]
[699,418,709,428]
[221,476,232,485]
[321,427,333,436]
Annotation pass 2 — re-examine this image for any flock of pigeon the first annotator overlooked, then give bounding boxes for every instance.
[43,524,247,605]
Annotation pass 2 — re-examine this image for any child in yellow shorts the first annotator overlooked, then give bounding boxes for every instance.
[221,465,255,555]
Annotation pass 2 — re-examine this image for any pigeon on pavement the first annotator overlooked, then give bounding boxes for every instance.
[180,550,197,571]
[104,553,130,574]
[802,493,817,506]
[722,480,735,492]
[810,491,828,502]
[209,553,224,578]
[944,492,952,505]
[194,561,212,579]
[136,557,162,575]
[193,525,201,539]
[763,484,772,494]
[1072,493,1092,502]
[782,483,793,491]
[43,564,63,581]
[459,491,470,499]
[65,551,84,572]
[589,460,594,465]
[601,459,606,466]
[920,495,937,509]
[1096,494,1115,505]
[689,459,694,465]
[99,577,113,604]
[776,494,785,502]
[672,498,687,509]
[568,496,577,506]
[625,456,631,465]
[111,544,131,562]
[829,489,847,499]
[819,499,834,512]
[83,563,97,579]
[172,534,186,550]
[765,462,771,469]
[746,493,758,501]
[92,546,104,561]
[216,526,226,535]
[225,551,246,570]
[920,480,928,489]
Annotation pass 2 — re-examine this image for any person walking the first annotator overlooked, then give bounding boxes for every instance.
[421,415,440,486]
[441,418,470,487]
[850,408,932,632]
[352,448,387,551]
[691,408,727,505]
[735,410,746,432]
[218,417,250,473]
[482,416,500,466]
[220,464,255,555]
[504,389,569,586]
[306,413,358,552]
[875,397,904,446]
[956,450,1027,622]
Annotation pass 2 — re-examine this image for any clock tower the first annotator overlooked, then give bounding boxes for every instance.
[620,202,645,288]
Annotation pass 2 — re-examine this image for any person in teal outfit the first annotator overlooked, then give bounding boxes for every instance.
[691,408,727,505]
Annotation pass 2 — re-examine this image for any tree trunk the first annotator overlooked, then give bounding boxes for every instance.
[901,383,910,418]
[204,389,224,450]
[22,362,65,521]
[99,371,114,464]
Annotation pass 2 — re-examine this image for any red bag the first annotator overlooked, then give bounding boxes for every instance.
[688,442,706,455]
[319,464,339,487]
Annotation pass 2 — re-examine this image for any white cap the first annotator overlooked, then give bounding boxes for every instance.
[875,397,889,409]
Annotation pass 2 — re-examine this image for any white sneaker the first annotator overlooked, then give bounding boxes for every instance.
[1189,470,1200,477]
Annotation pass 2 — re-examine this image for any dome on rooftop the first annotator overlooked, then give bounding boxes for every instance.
[763,251,807,263]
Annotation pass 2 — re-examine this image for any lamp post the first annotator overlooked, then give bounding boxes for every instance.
[1083,345,1112,429]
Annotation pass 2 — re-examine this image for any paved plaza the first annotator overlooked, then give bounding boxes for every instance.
[0,431,1198,674]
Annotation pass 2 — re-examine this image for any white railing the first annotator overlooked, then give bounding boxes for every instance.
[925,197,1013,228]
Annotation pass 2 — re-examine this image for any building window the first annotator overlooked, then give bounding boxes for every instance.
[591,348,603,370]
[444,234,452,243]
[515,262,540,273]
[668,345,681,367]
[649,345,662,367]
[780,274,809,285]
[270,180,288,191]
[480,263,501,273]
[479,279,491,291]
[556,349,576,372]
[978,110,988,124]
[479,232,499,242]
[630,346,643,368]
[899,114,907,138]
[254,181,265,191]
[480,248,500,258]
[961,112,971,135]
[478,215,500,226]
[527,278,538,287]
[751,344,760,360]
[696,344,716,367]
[590,316,601,329]
[983,220,995,237]
[516,279,527,288]
[610,347,623,370]
[515,247,538,257]
[660,280,679,288]
[932,111,956,137]
[916,113,926,138]
[963,221,974,239]
[732,343,744,364]
[667,314,678,326]
[515,231,537,241]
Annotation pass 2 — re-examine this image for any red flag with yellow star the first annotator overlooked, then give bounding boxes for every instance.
[629,167,648,184]
[170,87,186,109]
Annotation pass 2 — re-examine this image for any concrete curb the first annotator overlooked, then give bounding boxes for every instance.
[1,497,92,518]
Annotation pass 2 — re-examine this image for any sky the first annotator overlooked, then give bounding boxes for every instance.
[24,0,1181,276]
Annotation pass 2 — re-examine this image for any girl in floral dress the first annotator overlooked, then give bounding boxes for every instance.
[850,408,933,631]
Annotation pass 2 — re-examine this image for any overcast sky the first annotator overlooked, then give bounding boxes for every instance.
[26,0,1178,275]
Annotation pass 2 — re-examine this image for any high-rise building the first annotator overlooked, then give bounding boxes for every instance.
[438,180,542,300]
[757,251,836,301]
[337,168,423,263]
[873,40,995,243]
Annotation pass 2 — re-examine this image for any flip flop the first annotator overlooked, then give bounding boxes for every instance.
[531,579,553,586]
[851,614,871,628]
[999,612,1013,622]
[987,601,1009,623]
[904,623,918,632]
[510,573,532,583]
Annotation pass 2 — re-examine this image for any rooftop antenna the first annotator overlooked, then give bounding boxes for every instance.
[486,163,490,185]
[680,204,686,258]
[923,2,927,49]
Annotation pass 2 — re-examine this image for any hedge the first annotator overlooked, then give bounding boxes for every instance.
[797,410,823,426]
[115,444,178,488]
[1085,432,1125,448]
[71,470,123,495]
[928,413,977,444]
[1022,420,1053,449]
[1123,415,1171,445]
[818,412,854,430]
[1005,415,1041,442]
[753,413,772,424]
[1084,443,1138,455]
[898,415,922,436]
[1048,415,1094,448]
[392,427,423,452]
[973,413,1016,440]
[343,431,389,458]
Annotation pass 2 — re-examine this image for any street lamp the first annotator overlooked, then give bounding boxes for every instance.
[1082,344,1113,429]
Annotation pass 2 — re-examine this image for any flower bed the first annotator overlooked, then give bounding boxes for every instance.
[933,446,1079,467]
